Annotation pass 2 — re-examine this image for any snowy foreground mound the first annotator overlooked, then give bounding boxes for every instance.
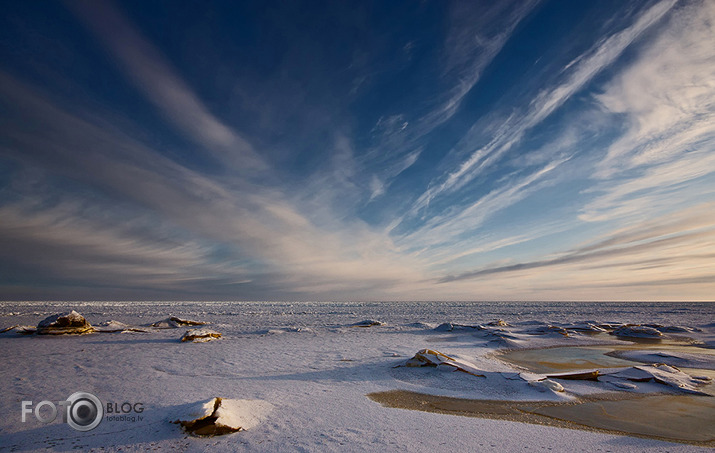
[173,398,273,436]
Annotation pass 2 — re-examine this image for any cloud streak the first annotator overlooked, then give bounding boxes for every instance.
[65,0,266,172]
[409,0,677,215]
[439,204,715,284]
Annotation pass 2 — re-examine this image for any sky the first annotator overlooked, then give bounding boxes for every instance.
[0,0,713,302]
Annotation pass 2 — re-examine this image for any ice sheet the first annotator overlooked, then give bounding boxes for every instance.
[1,301,713,451]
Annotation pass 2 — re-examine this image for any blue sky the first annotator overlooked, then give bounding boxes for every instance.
[0,0,713,301]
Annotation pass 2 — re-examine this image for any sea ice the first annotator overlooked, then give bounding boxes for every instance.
[94,320,148,333]
[527,325,570,336]
[0,324,35,334]
[610,324,663,338]
[560,322,607,333]
[612,350,715,370]
[150,316,207,328]
[601,364,710,395]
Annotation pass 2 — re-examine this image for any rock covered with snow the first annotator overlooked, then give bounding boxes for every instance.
[150,316,207,328]
[527,325,570,336]
[173,397,273,436]
[528,378,564,393]
[181,328,222,343]
[36,310,94,335]
[433,322,479,332]
[610,324,662,338]
[474,328,523,348]
[349,319,385,328]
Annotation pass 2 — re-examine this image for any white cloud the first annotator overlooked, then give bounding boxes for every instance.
[583,0,715,222]
[410,0,677,215]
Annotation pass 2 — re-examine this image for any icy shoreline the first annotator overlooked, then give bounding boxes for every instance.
[1,301,713,451]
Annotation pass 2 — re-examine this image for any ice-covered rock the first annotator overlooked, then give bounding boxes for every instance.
[173,397,273,436]
[561,323,607,334]
[610,324,662,338]
[597,322,625,331]
[473,328,522,348]
[258,326,313,335]
[643,324,700,333]
[36,311,93,335]
[402,349,485,377]
[94,320,148,333]
[528,325,569,336]
[528,379,564,392]
[150,316,207,328]
[349,319,385,327]
[0,324,36,335]
[181,328,222,343]
[433,322,479,332]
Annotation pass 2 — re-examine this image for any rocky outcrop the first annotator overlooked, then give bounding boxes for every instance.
[36,311,93,335]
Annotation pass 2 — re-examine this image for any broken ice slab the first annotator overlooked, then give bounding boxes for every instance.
[150,316,207,328]
[401,349,486,377]
[181,328,222,343]
[601,364,711,395]
[546,370,600,381]
[528,379,565,393]
[0,324,36,335]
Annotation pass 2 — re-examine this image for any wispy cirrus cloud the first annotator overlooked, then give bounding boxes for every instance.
[0,71,428,300]
[65,0,266,172]
[409,0,677,215]
[365,0,539,202]
[582,0,715,222]
[423,0,541,127]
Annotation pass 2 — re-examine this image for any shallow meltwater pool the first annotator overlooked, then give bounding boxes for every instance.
[497,340,715,378]
[498,345,636,373]
[371,340,715,446]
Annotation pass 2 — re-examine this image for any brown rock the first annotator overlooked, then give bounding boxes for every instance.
[36,311,93,335]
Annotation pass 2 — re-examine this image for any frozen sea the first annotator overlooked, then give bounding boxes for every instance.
[1,301,713,452]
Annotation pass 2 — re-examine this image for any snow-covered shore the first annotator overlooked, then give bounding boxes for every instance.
[1,301,713,452]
